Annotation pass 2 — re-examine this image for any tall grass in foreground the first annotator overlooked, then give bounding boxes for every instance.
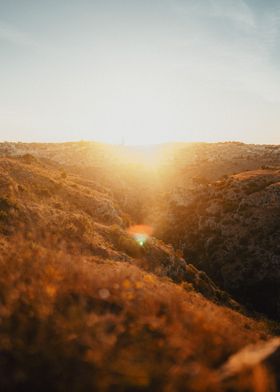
[0,235,274,391]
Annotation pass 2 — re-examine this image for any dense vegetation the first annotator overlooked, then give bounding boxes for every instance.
[158,170,280,320]
[1,142,280,391]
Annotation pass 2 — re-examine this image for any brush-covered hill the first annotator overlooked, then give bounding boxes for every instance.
[0,154,228,302]
[0,154,279,391]
[159,168,280,321]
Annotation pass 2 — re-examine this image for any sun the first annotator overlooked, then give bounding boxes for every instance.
[113,144,165,169]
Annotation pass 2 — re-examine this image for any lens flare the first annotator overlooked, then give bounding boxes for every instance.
[127,225,153,246]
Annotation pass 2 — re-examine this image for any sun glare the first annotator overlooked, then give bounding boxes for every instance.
[114,144,165,169]
[127,225,154,246]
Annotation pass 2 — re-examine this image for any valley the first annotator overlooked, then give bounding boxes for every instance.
[0,141,280,391]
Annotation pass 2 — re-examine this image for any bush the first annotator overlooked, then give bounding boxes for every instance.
[61,170,67,179]
[117,233,142,257]
[0,210,9,222]
[19,153,38,164]
[0,196,17,211]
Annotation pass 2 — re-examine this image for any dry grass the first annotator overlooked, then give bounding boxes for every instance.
[0,155,278,391]
[0,237,273,391]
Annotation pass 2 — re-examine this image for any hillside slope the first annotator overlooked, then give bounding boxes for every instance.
[159,168,280,320]
[0,155,277,391]
[0,156,236,306]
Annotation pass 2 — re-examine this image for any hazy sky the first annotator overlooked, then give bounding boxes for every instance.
[0,0,280,145]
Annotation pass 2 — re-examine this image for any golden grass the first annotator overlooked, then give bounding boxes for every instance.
[0,236,273,391]
[0,155,277,391]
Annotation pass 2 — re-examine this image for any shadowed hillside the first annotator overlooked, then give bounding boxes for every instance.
[158,168,280,320]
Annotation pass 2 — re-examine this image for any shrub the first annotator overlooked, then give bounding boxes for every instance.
[61,170,67,179]
[0,210,9,223]
[19,153,38,164]
[0,196,17,211]
[117,233,142,257]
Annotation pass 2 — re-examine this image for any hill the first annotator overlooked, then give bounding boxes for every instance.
[0,143,280,390]
[159,168,280,321]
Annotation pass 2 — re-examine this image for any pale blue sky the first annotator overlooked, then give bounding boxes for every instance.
[0,0,280,144]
